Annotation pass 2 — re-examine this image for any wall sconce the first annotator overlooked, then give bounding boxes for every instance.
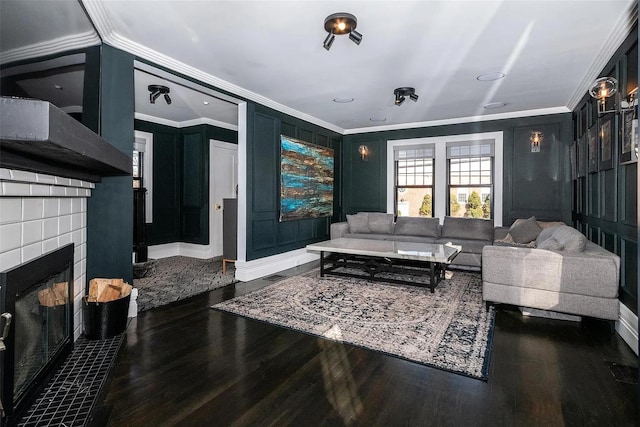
[588,77,636,116]
[358,145,369,160]
[530,131,543,153]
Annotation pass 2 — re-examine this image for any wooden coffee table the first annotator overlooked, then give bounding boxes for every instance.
[306,238,461,292]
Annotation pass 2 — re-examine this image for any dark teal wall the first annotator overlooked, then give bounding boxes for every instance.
[86,45,134,285]
[342,114,573,226]
[245,104,342,261]
[572,26,638,315]
[134,119,237,246]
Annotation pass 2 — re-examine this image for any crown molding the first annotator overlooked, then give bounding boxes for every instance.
[567,2,638,110]
[134,113,238,131]
[343,107,570,135]
[0,31,100,65]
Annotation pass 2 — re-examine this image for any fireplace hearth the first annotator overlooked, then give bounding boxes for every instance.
[0,244,74,426]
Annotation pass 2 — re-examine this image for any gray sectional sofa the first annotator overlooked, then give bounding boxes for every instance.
[482,219,620,321]
[330,213,621,322]
[330,212,494,268]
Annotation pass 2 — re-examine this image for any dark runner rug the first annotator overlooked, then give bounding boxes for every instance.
[212,269,495,380]
[135,256,236,312]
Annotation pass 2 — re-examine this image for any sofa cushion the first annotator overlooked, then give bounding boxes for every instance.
[367,212,394,234]
[346,213,370,233]
[394,217,440,237]
[435,237,488,254]
[536,236,564,251]
[509,216,542,244]
[551,225,587,252]
[441,216,493,241]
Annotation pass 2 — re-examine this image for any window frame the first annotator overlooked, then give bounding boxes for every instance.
[447,156,494,219]
[386,131,503,226]
[394,157,435,217]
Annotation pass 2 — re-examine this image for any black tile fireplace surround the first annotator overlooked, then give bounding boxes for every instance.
[0,244,74,427]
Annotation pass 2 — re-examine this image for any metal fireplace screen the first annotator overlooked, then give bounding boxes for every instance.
[0,244,74,425]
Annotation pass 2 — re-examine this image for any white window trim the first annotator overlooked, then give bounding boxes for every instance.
[134,130,154,223]
[386,131,503,226]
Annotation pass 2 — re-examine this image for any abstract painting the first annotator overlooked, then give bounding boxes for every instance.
[280,136,334,221]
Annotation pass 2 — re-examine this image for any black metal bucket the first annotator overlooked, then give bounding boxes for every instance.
[82,294,130,340]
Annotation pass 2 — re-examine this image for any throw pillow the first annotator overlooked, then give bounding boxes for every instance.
[535,224,562,246]
[551,225,587,252]
[536,236,564,251]
[367,212,394,234]
[394,217,440,237]
[509,216,542,244]
[346,213,370,233]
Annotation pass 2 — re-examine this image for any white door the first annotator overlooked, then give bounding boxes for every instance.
[210,140,238,257]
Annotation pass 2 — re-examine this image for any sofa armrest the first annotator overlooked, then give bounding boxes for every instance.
[482,245,620,298]
[330,222,350,239]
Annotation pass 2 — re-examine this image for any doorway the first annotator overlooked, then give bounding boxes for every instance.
[210,140,238,257]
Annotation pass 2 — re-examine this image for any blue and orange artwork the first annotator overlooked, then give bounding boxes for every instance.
[280,136,334,221]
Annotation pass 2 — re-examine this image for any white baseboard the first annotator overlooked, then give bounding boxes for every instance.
[617,302,638,356]
[147,242,216,260]
[235,248,319,282]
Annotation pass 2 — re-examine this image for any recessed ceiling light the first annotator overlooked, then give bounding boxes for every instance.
[333,97,354,103]
[369,117,387,122]
[54,84,63,90]
[476,72,506,81]
[484,101,507,109]
[203,101,210,105]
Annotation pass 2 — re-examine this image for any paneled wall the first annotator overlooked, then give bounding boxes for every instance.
[572,26,638,315]
[134,120,237,246]
[245,104,342,261]
[341,114,572,226]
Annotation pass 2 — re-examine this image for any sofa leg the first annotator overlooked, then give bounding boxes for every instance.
[607,320,616,335]
[485,301,493,312]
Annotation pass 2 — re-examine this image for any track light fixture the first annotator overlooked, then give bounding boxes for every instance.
[148,85,171,105]
[394,87,418,106]
[323,12,362,51]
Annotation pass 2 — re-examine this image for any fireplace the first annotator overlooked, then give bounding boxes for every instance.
[0,244,74,426]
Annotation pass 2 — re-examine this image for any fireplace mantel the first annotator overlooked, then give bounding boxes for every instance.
[0,97,132,182]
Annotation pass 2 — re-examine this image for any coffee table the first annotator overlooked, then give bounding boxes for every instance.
[306,238,461,292]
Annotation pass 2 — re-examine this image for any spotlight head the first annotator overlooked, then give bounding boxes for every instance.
[150,91,160,104]
[409,92,419,102]
[395,96,405,106]
[164,94,172,105]
[323,33,335,51]
[348,30,362,45]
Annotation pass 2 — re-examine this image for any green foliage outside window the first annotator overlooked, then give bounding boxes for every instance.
[464,191,484,218]
[450,193,460,214]
[419,194,432,217]
[482,194,491,219]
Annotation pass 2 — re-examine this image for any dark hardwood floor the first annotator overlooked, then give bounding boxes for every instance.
[91,263,638,427]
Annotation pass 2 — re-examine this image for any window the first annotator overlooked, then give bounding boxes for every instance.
[394,145,434,217]
[447,141,493,219]
[386,132,503,226]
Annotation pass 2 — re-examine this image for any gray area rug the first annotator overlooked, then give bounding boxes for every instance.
[134,256,236,312]
[212,270,495,380]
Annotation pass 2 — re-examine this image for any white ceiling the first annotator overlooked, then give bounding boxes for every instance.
[1,1,637,134]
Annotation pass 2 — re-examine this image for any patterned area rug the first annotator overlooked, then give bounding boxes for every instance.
[134,256,236,312]
[212,270,495,380]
